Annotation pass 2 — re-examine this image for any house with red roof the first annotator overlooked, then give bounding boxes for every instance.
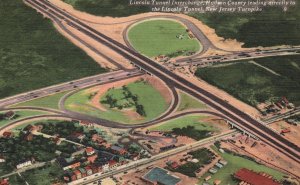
[170,162,179,169]
[85,147,95,156]
[87,154,97,163]
[0,178,9,185]
[73,170,81,179]
[91,134,106,144]
[234,168,281,185]
[79,121,94,128]
[111,145,127,155]
[85,166,93,176]
[108,160,119,169]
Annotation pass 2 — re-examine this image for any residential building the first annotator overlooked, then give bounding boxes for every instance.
[85,147,95,156]
[79,168,87,178]
[87,154,98,163]
[108,160,118,169]
[73,170,81,180]
[79,121,94,128]
[111,145,127,155]
[85,166,93,176]
[102,163,109,172]
[57,157,81,171]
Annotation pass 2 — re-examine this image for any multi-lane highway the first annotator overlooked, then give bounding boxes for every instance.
[0,70,142,109]
[172,47,300,67]
[24,0,300,164]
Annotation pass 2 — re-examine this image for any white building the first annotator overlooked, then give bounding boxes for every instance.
[16,160,32,169]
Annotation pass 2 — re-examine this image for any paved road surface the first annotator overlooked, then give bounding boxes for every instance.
[0,70,142,109]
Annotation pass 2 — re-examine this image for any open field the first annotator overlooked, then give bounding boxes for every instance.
[65,80,169,124]
[198,146,286,185]
[195,56,300,107]
[150,115,217,132]
[21,163,63,185]
[128,20,201,58]
[0,110,47,128]
[0,0,106,99]
[177,92,207,111]
[149,115,228,140]
[11,91,70,110]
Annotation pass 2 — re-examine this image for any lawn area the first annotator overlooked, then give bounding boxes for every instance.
[149,115,220,140]
[177,92,207,111]
[0,0,106,99]
[65,80,169,124]
[195,57,300,107]
[21,163,63,185]
[198,146,286,185]
[0,110,47,128]
[11,91,70,110]
[150,115,217,132]
[128,20,201,58]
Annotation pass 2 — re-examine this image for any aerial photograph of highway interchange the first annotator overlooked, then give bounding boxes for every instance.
[0,0,299,185]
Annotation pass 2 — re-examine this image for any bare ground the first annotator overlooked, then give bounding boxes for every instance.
[223,134,300,179]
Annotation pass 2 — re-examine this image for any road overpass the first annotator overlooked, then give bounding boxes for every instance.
[25,0,300,164]
[172,47,300,67]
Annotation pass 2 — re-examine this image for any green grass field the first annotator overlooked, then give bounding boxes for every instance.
[0,0,106,99]
[150,115,218,133]
[0,110,47,128]
[65,80,169,124]
[198,146,286,185]
[195,56,300,107]
[11,91,70,110]
[128,20,201,58]
[177,92,207,111]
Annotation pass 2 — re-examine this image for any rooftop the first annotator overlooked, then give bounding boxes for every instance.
[234,168,280,185]
[142,167,181,185]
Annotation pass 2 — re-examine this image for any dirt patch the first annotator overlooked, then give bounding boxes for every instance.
[201,116,230,133]
[269,120,300,147]
[123,109,144,121]
[144,76,172,104]
[223,134,300,178]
